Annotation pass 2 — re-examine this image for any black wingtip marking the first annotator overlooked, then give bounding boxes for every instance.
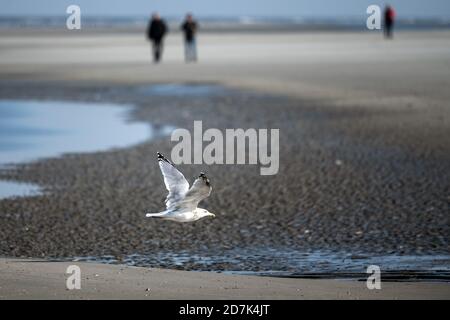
[157,152,174,166]
[199,172,211,186]
[157,152,167,162]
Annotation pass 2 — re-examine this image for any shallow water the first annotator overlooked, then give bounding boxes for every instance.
[71,248,450,282]
[0,180,41,199]
[0,99,171,198]
[136,83,227,96]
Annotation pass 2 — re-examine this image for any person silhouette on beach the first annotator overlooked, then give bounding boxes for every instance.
[383,5,396,39]
[147,13,168,63]
[181,13,198,62]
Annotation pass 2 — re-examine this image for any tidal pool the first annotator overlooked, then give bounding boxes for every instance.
[71,248,450,282]
[0,100,170,198]
[136,83,227,96]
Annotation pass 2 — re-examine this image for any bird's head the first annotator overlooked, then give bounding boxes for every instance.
[198,209,215,219]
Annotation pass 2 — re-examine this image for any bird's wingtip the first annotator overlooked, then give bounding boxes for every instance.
[198,172,211,186]
[157,152,167,162]
[157,152,174,165]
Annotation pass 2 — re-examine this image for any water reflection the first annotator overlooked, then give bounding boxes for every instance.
[0,180,41,199]
[0,100,171,198]
[70,249,450,281]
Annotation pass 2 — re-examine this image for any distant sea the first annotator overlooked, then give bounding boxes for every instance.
[1,16,450,32]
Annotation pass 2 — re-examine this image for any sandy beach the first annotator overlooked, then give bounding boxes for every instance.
[1,29,450,108]
[0,28,449,299]
[1,258,449,299]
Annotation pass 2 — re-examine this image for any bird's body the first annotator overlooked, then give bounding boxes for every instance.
[145,152,215,223]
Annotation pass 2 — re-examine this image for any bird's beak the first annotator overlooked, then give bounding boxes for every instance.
[211,213,216,218]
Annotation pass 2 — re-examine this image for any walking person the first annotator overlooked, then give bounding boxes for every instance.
[147,13,168,63]
[383,5,395,39]
[181,13,198,62]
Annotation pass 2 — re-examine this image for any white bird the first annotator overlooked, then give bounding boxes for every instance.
[145,152,216,222]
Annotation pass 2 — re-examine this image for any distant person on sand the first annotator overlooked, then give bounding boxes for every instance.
[383,5,396,39]
[181,13,198,62]
[147,13,168,63]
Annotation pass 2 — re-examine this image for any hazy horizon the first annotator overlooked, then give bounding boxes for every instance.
[1,0,449,19]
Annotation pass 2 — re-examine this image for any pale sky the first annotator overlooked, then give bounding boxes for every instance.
[1,0,449,18]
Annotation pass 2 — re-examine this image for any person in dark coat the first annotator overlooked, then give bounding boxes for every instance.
[383,5,395,39]
[181,13,198,62]
[147,13,168,63]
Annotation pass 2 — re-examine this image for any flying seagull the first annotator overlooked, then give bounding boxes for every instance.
[145,152,215,222]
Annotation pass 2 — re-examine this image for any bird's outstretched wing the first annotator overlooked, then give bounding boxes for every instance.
[157,152,190,209]
[175,172,212,211]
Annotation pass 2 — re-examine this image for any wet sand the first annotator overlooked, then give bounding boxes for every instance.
[1,29,450,109]
[0,29,449,297]
[1,258,449,299]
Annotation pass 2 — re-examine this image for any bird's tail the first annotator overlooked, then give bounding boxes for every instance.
[145,212,166,218]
